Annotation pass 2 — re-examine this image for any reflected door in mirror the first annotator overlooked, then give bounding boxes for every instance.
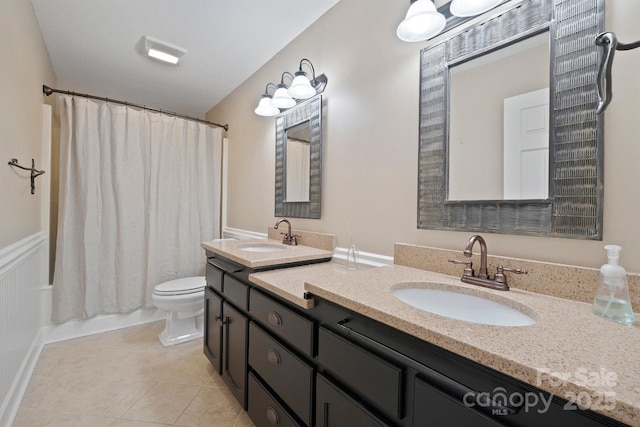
[503,88,549,199]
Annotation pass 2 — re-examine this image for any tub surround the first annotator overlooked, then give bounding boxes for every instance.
[247,244,640,426]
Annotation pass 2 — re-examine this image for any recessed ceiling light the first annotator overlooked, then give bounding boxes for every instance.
[141,36,187,65]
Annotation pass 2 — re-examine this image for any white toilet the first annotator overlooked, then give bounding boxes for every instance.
[152,276,206,347]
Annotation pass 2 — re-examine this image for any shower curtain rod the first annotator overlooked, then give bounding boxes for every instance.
[42,85,229,131]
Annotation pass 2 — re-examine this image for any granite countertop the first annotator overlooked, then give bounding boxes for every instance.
[250,263,640,426]
[249,262,363,309]
[201,238,333,269]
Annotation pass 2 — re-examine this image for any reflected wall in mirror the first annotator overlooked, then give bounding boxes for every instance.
[285,121,311,202]
[418,0,604,239]
[448,32,550,201]
[275,95,322,219]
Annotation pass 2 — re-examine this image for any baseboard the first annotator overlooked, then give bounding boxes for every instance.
[41,308,165,344]
[0,329,44,427]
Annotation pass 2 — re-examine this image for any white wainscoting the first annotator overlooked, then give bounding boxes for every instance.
[222,226,268,240]
[0,232,46,426]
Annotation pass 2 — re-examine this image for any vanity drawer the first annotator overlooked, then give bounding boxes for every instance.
[224,275,249,311]
[249,288,315,357]
[248,372,302,427]
[249,322,313,426]
[317,326,404,419]
[205,263,224,293]
[207,256,244,293]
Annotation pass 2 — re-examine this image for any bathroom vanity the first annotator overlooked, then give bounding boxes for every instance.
[201,239,634,427]
[201,239,332,409]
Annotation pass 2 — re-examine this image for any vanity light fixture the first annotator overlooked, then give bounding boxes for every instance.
[397,0,446,42]
[254,83,280,117]
[288,59,320,100]
[271,72,297,109]
[141,36,187,65]
[397,0,507,42]
[254,58,328,117]
[449,0,506,17]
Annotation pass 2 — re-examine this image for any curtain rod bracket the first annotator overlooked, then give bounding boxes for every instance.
[8,158,46,195]
[41,85,229,131]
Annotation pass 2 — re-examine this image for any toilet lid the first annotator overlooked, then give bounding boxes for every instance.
[154,276,205,295]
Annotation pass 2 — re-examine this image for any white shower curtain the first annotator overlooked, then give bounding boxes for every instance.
[285,138,310,202]
[52,96,223,324]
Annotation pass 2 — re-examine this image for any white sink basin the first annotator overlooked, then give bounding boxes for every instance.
[392,286,536,327]
[238,244,287,253]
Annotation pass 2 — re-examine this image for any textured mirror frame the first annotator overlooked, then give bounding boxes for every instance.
[275,95,322,219]
[418,0,604,239]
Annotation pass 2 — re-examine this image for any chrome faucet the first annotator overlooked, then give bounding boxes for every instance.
[274,218,299,246]
[449,235,527,291]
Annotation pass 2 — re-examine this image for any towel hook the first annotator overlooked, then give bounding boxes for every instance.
[8,158,46,195]
[595,32,640,114]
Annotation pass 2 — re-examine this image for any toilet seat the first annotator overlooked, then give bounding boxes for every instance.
[154,276,205,296]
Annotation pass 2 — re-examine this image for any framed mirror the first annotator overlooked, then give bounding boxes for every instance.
[275,95,322,218]
[418,0,604,239]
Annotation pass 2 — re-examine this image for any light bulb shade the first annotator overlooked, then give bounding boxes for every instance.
[271,86,296,109]
[397,0,446,42]
[254,96,279,116]
[449,0,505,17]
[288,73,316,99]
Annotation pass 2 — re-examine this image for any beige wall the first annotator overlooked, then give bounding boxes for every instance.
[0,0,56,249]
[208,0,640,273]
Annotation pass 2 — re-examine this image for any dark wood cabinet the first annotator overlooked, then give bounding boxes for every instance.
[317,326,404,420]
[249,322,314,426]
[315,373,388,427]
[248,372,302,427]
[203,287,223,374]
[204,257,249,410]
[413,374,505,427]
[204,252,627,427]
[222,301,248,408]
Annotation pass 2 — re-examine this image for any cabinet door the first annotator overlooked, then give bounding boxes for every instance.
[413,375,505,427]
[223,301,249,409]
[204,287,223,374]
[316,373,388,427]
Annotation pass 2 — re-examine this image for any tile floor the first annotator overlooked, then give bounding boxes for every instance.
[13,321,256,427]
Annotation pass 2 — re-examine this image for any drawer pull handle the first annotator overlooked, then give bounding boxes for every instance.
[266,407,280,425]
[268,311,282,326]
[267,348,281,366]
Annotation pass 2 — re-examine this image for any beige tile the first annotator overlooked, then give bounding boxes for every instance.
[12,407,116,427]
[159,353,215,386]
[233,410,257,427]
[120,382,201,424]
[174,386,242,427]
[204,371,227,388]
[77,379,157,418]
[110,420,171,426]
[19,369,103,414]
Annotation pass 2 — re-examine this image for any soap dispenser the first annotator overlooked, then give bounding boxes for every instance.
[592,245,635,325]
